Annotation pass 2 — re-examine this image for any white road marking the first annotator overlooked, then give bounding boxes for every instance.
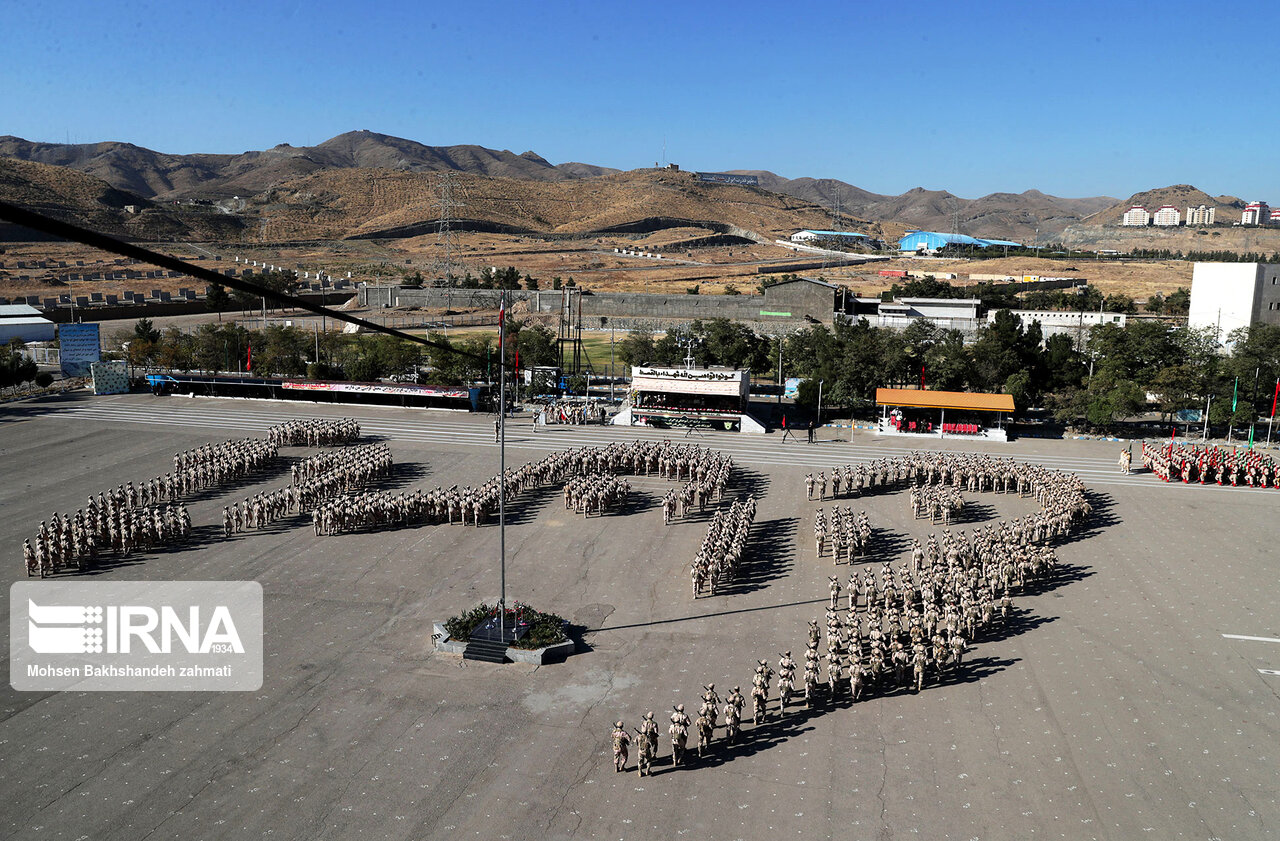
[1221,634,1280,644]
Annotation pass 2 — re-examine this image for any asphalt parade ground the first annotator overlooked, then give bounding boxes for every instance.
[0,392,1277,841]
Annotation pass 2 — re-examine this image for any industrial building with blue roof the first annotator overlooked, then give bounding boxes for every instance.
[898,231,1023,253]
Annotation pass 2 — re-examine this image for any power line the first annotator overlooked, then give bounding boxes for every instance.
[0,200,487,364]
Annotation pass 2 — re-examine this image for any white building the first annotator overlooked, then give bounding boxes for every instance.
[1271,208,1280,225]
[790,229,869,244]
[989,309,1127,343]
[1241,201,1270,225]
[1188,262,1280,346]
[870,298,982,331]
[1186,205,1216,226]
[1152,205,1181,226]
[1121,206,1150,226]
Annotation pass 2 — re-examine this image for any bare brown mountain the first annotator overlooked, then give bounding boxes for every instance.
[729,170,1115,242]
[0,157,241,241]
[0,131,621,202]
[1087,184,1247,226]
[247,167,886,242]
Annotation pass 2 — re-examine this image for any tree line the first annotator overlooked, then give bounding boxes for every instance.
[611,315,1280,431]
[115,309,1280,432]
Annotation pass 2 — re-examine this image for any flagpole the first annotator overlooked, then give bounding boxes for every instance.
[498,290,507,642]
[1228,376,1238,444]
[1268,378,1279,448]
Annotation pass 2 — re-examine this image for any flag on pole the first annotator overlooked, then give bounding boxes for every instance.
[1271,378,1279,418]
[920,364,926,390]
[498,292,505,332]
[1232,376,1239,412]
[246,343,252,372]
[1248,424,1255,448]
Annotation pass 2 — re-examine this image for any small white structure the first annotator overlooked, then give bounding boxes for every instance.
[790,229,869,244]
[1188,262,1280,346]
[1122,206,1150,226]
[1152,205,1181,226]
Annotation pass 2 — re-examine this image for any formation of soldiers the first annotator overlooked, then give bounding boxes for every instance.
[613,453,1094,772]
[813,507,872,563]
[613,520,1075,770]
[313,441,728,536]
[169,439,280,496]
[689,497,757,597]
[24,497,191,577]
[659,450,734,524]
[19,416,374,577]
[223,488,299,534]
[806,451,1058,501]
[563,473,632,516]
[1141,440,1279,487]
[909,484,965,524]
[267,418,361,447]
[292,444,394,508]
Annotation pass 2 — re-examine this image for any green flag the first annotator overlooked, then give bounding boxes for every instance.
[1249,424,1255,448]
[1232,376,1239,412]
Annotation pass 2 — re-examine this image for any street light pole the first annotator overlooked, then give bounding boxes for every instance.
[817,379,824,428]
[776,334,783,405]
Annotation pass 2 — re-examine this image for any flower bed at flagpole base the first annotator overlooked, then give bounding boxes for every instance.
[435,602,575,664]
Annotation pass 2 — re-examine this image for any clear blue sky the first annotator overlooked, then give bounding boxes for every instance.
[4,0,1276,201]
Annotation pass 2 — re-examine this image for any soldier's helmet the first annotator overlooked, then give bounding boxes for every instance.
[676,704,685,712]
[615,721,624,729]
[644,711,654,720]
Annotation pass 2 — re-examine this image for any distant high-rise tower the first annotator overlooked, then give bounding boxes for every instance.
[1122,206,1150,226]
[1242,201,1270,225]
[1186,205,1216,226]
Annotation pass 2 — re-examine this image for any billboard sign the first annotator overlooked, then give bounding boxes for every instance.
[784,377,803,400]
[282,380,469,399]
[58,322,100,377]
[695,172,759,187]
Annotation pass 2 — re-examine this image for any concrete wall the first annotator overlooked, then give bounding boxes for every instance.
[364,284,837,325]
[762,281,836,318]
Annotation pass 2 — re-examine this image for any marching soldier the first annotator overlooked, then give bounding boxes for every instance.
[611,722,630,772]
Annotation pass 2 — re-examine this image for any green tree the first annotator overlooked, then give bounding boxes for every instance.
[206,282,230,322]
[616,331,656,368]
[133,318,160,344]
[514,325,558,367]
[1164,287,1191,316]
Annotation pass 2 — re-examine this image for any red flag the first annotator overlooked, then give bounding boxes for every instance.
[920,364,926,390]
[498,294,505,331]
[1167,426,1175,459]
[246,343,252,372]
[1271,379,1279,418]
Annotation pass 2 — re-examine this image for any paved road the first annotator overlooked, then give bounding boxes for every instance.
[0,393,1276,841]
